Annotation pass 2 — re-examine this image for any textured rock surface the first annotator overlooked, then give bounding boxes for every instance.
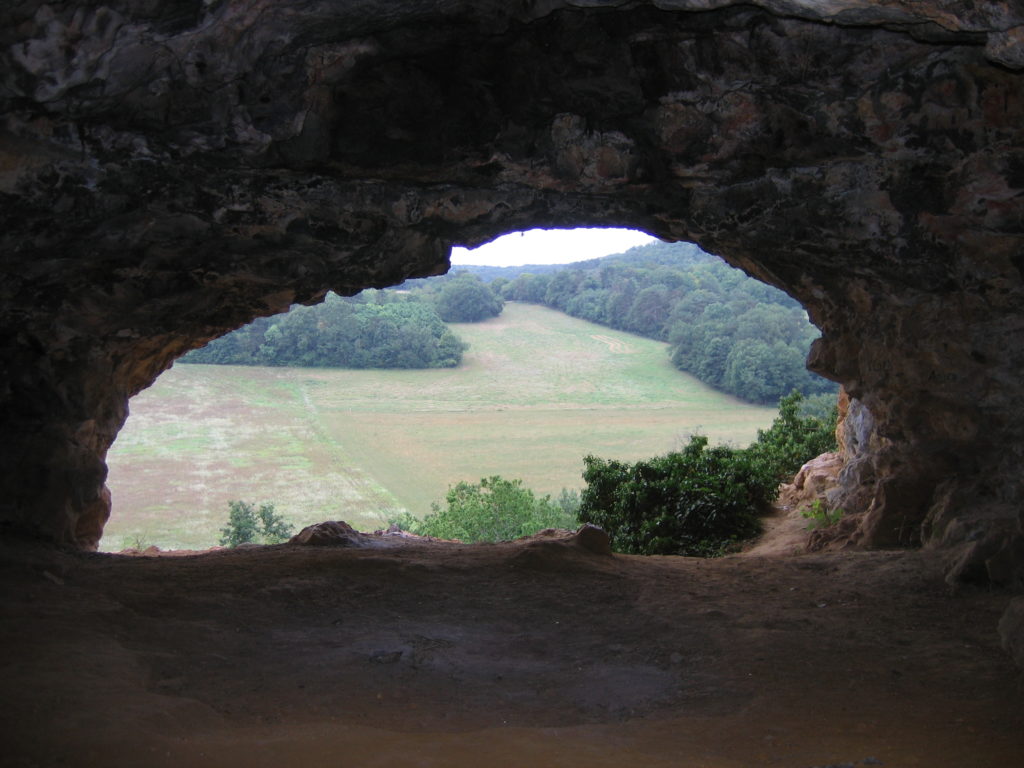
[290,521,366,548]
[998,596,1024,669]
[1,1,1023,588]
[779,453,843,513]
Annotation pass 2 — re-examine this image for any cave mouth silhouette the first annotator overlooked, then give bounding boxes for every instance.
[0,0,1022,608]
[101,229,835,553]
[2,3,1024,760]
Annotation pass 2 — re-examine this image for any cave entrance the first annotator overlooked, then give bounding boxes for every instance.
[101,228,835,552]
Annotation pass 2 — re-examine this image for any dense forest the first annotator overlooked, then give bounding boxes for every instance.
[182,290,471,369]
[492,241,836,404]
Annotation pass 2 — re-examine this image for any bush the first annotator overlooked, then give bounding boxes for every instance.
[219,501,294,547]
[578,436,766,557]
[398,476,578,543]
[554,487,582,519]
[578,391,838,557]
[801,499,843,530]
[747,390,838,482]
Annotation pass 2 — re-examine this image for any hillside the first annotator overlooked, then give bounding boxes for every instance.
[103,303,775,551]
[435,239,715,283]
[406,240,836,404]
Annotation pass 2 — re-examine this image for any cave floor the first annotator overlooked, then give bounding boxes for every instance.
[1,528,1022,768]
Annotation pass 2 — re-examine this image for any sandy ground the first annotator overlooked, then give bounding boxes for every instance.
[1,515,1022,768]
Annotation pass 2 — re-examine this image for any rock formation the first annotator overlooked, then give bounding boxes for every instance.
[1,1,1023,591]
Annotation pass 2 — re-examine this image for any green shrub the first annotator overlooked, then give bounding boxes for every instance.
[120,532,153,551]
[385,510,421,533]
[578,436,766,557]
[219,501,294,547]
[578,391,838,557]
[554,487,582,519]
[747,390,838,482]
[801,499,844,530]
[398,476,577,543]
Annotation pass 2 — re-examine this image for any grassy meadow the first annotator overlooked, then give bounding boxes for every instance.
[102,302,777,551]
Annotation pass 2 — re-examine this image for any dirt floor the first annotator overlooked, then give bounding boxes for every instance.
[2,512,1022,767]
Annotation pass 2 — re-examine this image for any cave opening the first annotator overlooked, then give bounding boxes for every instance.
[4,1,1024,761]
[101,227,840,552]
[1,0,1020,583]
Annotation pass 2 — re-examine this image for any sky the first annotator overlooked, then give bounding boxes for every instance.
[450,228,657,267]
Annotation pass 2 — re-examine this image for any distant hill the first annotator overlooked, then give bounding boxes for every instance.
[444,239,715,283]
[488,240,835,405]
[391,239,832,404]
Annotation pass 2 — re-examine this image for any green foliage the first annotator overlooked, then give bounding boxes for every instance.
[746,391,839,482]
[796,392,840,421]
[219,501,294,547]
[120,532,153,551]
[555,487,582,519]
[397,476,578,543]
[578,391,839,557]
[801,499,843,530]
[503,272,552,303]
[433,272,504,322]
[181,291,467,369]
[498,242,836,404]
[578,437,766,557]
[385,510,422,534]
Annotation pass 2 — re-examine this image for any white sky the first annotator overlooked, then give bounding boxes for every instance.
[450,228,657,267]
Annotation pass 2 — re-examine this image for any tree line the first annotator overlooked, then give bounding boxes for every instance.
[182,286,484,369]
[184,237,833,405]
[492,241,836,404]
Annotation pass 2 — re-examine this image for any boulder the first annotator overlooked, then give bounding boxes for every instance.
[289,521,365,548]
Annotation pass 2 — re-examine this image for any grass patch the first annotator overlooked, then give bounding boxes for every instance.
[103,303,776,550]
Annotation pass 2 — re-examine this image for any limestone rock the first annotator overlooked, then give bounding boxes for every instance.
[780,452,843,512]
[944,527,1024,588]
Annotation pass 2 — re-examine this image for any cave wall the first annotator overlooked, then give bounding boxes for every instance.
[1,0,1023,585]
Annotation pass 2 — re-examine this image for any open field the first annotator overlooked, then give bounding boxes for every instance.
[103,303,777,550]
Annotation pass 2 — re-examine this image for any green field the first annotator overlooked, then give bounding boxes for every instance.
[102,303,777,551]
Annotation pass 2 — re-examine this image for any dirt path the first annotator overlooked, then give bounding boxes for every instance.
[1,528,1021,767]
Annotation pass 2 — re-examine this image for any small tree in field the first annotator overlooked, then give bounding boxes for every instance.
[219,501,294,547]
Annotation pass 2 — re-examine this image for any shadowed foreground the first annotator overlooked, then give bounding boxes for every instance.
[2,528,1021,767]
